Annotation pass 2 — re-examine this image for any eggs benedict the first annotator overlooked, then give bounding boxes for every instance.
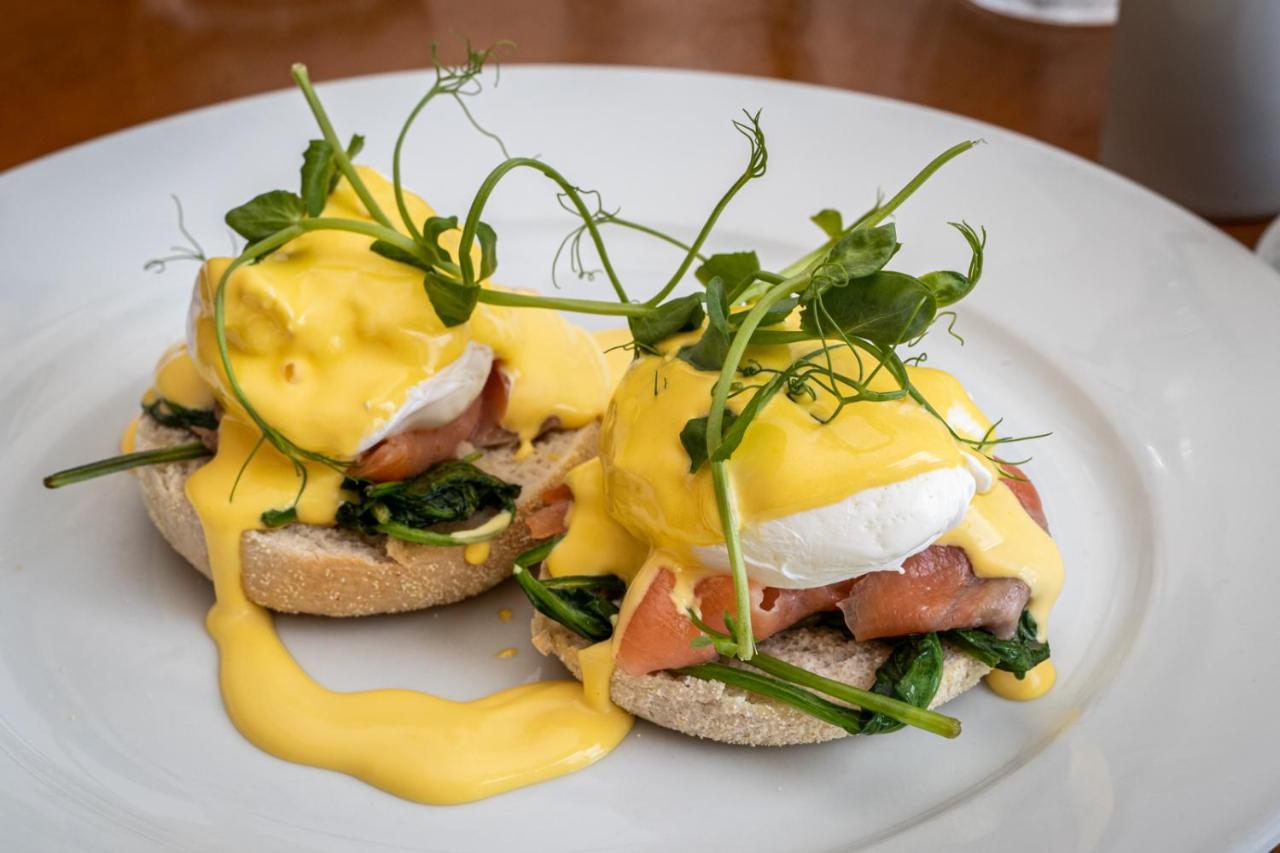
[128,166,614,615]
[528,334,1062,743]
[520,168,1063,745]
[43,43,1064,801]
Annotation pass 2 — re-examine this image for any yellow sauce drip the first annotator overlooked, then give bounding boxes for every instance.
[120,416,139,454]
[937,480,1063,636]
[498,607,513,623]
[495,647,518,660]
[578,641,616,713]
[153,343,215,410]
[546,458,647,582]
[463,541,490,566]
[174,167,632,804]
[186,417,632,805]
[987,660,1056,701]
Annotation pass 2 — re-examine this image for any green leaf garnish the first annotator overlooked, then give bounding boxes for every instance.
[677,277,731,370]
[695,251,760,302]
[473,220,499,280]
[799,270,936,346]
[628,293,705,350]
[679,410,734,473]
[710,372,788,463]
[225,190,307,245]
[423,215,460,262]
[424,270,480,327]
[809,208,844,238]
[805,223,899,301]
[370,240,432,270]
[300,134,366,217]
[919,221,986,307]
[300,140,336,218]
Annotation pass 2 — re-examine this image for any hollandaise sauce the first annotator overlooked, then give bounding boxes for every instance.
[172,170,630,804]
[184,420,631,804]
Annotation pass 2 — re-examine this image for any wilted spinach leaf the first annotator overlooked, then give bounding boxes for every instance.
[946,610,1049,678]
[142,397,218,432]
[260,506,298,528]
[858,632,944,735]
[512,539,625,642]
[337,459,520,537]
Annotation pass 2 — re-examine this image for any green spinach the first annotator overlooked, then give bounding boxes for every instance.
[142,397,218,432]
[946,610,1049,678]
[858,632,944,735]
[336,459,520,538]
[511,537,625,642]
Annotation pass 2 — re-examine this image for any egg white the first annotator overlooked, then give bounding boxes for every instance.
[694,460,989,589]
[355,342,494,452]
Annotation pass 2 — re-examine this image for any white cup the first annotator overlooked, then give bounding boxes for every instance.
[1101,0,1280,219]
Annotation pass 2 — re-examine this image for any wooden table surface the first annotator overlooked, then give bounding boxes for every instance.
[2,0,1273,248]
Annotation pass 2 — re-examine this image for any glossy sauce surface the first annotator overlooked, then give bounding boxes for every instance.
[188,169,612,459]
[186,421,631,803]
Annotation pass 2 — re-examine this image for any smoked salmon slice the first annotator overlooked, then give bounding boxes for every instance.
[349,366,511,482]
[614,572,853,676]
[610,469,1051,676]
[837,546,1030,641]
[1000,463,1048,532]
[526,499,571,540]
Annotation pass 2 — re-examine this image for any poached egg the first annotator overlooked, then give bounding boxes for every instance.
[183,167,613,463]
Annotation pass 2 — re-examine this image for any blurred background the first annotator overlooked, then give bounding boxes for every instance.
[2,0,1275,249]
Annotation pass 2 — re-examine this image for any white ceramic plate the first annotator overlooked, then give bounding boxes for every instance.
[2,66,1278,852]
